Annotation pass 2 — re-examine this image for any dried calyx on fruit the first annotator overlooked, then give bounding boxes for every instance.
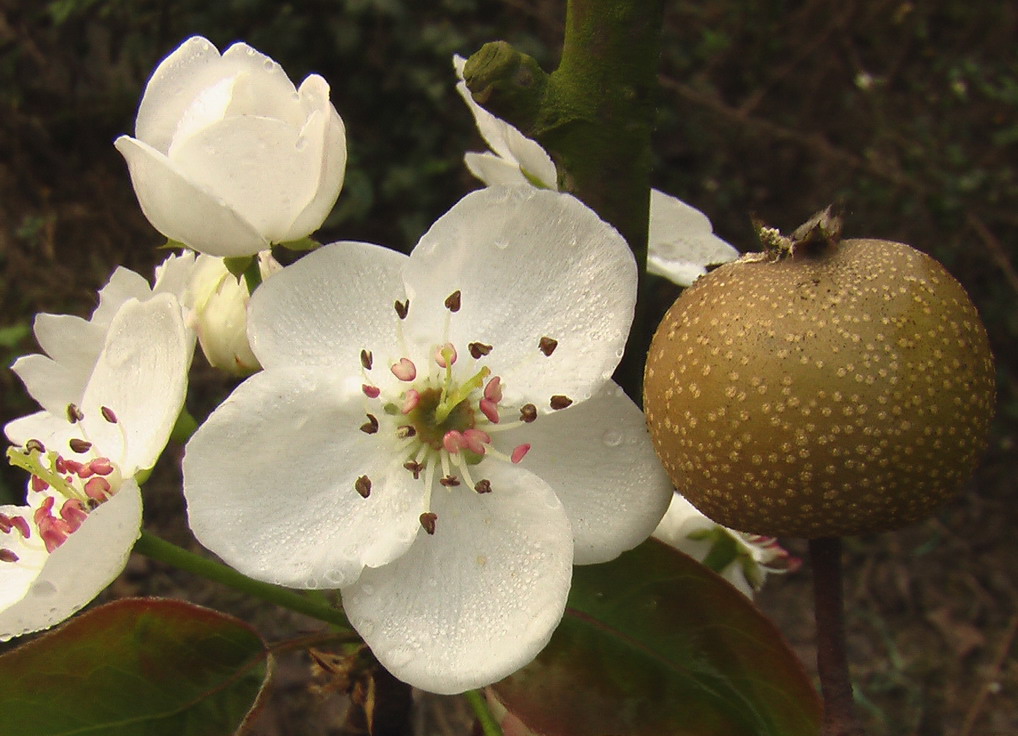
[644,207,995,538]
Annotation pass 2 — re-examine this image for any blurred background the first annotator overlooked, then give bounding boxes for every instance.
[0,1,1015,734]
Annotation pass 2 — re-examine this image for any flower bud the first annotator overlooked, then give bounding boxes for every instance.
[186,251,280,375]
[115,36,347,257]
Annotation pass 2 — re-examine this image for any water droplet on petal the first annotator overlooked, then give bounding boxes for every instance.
[602,429,623,447]
[358,619,375,636]
[31,581,56,597]
[494,239,509,250]
[361,583,375,596]
[263,59,275,71]
[295,136,307,151]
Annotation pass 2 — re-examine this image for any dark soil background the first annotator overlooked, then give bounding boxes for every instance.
[1,2,1015,735]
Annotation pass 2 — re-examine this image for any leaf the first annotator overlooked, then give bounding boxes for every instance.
[491,539,821,736]
[0,597,272,736]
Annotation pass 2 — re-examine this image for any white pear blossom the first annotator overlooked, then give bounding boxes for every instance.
[183,187,673,693]
[453,55,739,286]
[652,493,800,597]
[2,284,191,640]
[185,251,281,375]
[115,36,347,257]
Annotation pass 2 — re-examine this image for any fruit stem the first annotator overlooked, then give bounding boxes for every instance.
[810,536,865,736]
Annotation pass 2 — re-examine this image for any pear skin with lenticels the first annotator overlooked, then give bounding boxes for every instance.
[643,212,996,538]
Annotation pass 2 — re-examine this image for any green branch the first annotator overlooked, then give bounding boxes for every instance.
[134,532,353,632]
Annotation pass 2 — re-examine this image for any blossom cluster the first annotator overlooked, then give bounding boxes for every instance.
[2,36,789,692]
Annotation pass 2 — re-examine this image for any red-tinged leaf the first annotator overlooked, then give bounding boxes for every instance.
[0,597,271,736]
[491,539,820,736]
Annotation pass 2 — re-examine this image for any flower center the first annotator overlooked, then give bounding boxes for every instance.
[3,403,125,559]
[353,290,573,536]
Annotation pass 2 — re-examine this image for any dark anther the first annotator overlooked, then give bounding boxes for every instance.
[420,512,438,535]
[394,300,410,320]
[101,406,118,423]
[444,290,462,312]
[360,414,379,434]
[469,342,492,359]
[25,439,45,454]
[396,425,417,439]
[67,404,84,423]
[360,349,373,370]
[439,475,460,487]
[354,475,372,498]
[0,549,19,563]
[474,479,493,494]
[519,404,538,423]
[68,438,93,454]
[539,337,558,356]
[550,395,573,410]
[403,461,424,479]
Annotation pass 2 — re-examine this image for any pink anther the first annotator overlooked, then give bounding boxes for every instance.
[443,430,466,453]
[484,376,503,402]
[63,459,86,476]
[10,516,29,539]
[511,443,532,464]
[31,475,50,493]
[435,343,458,368]
[88,458,115,476]
[463,429,491,454]
[391,358,417,381]
[0,549,18,563]
[59,499,88,530]
[362,384,381,399]
[401,389,421,415]
[84,476,112,502]
[480,398,500,424]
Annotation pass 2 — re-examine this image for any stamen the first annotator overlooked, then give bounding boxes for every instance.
[444,290,462,312]
[88,458,114,476]
[550,395,573,410]
[84,477,112,502]
[60,499,88,528]
[435,343,457,368]
[391,358,417,381]
[519,404,538,423]
[67,404,84,423]
[25,439,45,453]
[474,479,493,494]
[362,384,381,399]
[443,431,466,454]
[469,342,492,359]
[396,424,417,439]
[101,406,118,423]
[354,475,372,498]
[511,444,532,464]
[360,414,379,434]
[360,349,373,370]
[480,399,500,424]
[439,475,460,487]
[539,337,558,356]
[31,476,49,493]
[401,390,421,414]
[463,428,491,454]
[69,438,92,454]
[0,549,18,563]
[484,377,503,402]
[10,516,30,538]
[403,461,424,479]
[394,300,409,320]
[419,512,438,535]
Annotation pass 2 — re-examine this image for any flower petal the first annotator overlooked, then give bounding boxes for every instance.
[342,463,573,694]
[10,353,87,418]
[167,115,321,242]
[248,241,407,371]
[3,411,66,449]
[511,381,672,564]
[404,187,636,408]
[463,152,533,188]
[0,481,142,642]
[647,189,739,287]
[135,36,228,153]
[220,42,303,124]
[183,367,422,589]
[114,136,269,257]
[282,76,347,241]
[78,294,190,474]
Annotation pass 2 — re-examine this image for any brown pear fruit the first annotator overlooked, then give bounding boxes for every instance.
[643,231,995,538]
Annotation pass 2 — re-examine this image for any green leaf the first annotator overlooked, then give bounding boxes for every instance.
[0,597,271,736]
[491,540,820,736]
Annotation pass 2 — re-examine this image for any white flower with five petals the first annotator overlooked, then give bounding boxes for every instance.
[183,187,673,693]
[2,271,192,640]
[453,56,739,286]
[115,36,347,257]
